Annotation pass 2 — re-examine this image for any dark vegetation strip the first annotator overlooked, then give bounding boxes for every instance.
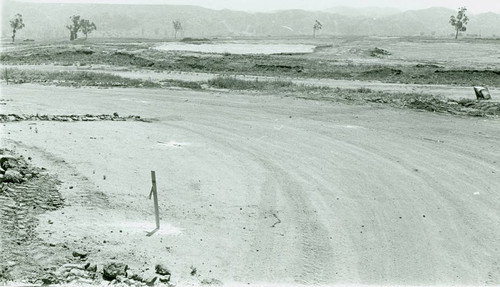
[1,68,201,89]
[1,46,499,86]
[1,68,160,88]
[208,76,500,117]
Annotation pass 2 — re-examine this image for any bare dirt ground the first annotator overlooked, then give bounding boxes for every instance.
[1,84,500,285]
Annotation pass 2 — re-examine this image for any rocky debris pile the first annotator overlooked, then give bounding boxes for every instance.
[42,262,98,285]
[364,95,500,117]
[0,113,152,123]
[0,150,64,283]
[41,261,174,286]
[370,47,391,57]
[0,153,42,185]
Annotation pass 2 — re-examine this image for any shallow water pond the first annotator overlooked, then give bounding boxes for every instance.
[154,43,316,55]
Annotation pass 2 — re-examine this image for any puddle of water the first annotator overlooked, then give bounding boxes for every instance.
[155,43,316,55]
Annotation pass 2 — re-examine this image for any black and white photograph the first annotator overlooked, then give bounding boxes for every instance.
[0,0,499,286]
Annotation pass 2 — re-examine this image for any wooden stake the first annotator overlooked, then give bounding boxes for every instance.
[151,170,160,229]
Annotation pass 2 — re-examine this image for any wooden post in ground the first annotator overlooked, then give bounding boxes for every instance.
[151,171,160,229]
[147,171,160,236]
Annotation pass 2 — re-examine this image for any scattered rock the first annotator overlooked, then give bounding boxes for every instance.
[144,276,158,286]
[115,275,129,283]
[0,113,152,123]
[41,273,60,285]
[85,263,97,272]
[0,155,18,170]
[155,264,171,276]
[158,275,171,283]
[72,250,88,259]
[126,270,143,281]
[190,266,197,276]
[68,268,87,278]
[201,278,223,285]
[103,262,128,281]
[62,263,86,270]
[72,278,94,285]
[3,169,23,183]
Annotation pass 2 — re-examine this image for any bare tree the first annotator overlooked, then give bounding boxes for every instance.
[66,15,81,41]
[80,19,97,40]
[172,20,182,39]
[449,7,469,39]
[10,14,25,43]
[66,15,97,41]
[313,20,322,38]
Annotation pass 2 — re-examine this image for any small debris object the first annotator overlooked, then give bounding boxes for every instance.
[154,264,171,276]
[474,86,492,100]
[72,250,88,259]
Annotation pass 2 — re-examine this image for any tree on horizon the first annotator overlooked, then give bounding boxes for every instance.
[313,20,322,38]
[449,7,469,39]
[10,13,25,43]
[173,20,182,39]
[66,15,81,41]
[80,19,97,40]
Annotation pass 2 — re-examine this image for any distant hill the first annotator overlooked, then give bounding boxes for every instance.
[2,1,499,40]
[325,6,401,18]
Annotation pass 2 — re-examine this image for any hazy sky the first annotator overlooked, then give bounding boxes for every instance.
[17,0,500,13]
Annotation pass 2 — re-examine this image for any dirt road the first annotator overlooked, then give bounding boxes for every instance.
[1,84,500,285]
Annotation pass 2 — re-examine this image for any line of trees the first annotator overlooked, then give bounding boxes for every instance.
[8,13,96,42]
[66,15,97,41]
[8,6,471,42]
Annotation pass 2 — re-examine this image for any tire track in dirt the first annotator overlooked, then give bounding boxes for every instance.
[159,100,500,284]
[163,120,341,284]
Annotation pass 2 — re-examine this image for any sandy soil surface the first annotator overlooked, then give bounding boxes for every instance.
[2,64,499,103]
[1,84,500,285]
